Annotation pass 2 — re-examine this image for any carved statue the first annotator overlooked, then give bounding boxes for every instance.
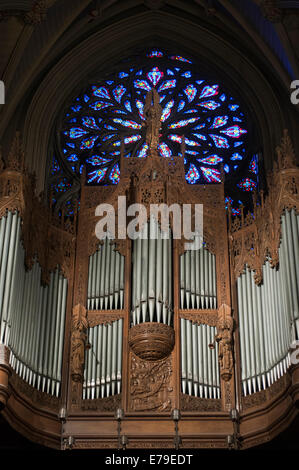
[210,304,234,382]
[71,304,88,383]
[143,88,162,150]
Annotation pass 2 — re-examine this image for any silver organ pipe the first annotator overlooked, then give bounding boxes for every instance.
[87,238,125,310]
[131,216,173,325]
[180,246,217,310]
[180,318,220,398]
[83,318,123,399]
[0,211,67,397]
[237,210,299,396]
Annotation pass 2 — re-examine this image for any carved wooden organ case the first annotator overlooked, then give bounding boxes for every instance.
[0,130,298,450]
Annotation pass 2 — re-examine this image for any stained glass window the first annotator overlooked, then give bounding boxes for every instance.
[51,49,259,214]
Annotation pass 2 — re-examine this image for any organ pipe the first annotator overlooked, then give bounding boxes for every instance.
[83,318,123,399]
[0,211,67,397]
[180,318,220,399]
[131,216,173,325]
[180,246,217,310]
[87,238,125,310]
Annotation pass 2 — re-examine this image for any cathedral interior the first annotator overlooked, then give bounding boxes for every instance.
[0,0,299,453]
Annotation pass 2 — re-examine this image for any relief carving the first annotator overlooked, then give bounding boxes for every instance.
[129,354,173,412]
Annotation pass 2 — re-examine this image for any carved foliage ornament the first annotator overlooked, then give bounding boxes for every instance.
[229,130,299,284]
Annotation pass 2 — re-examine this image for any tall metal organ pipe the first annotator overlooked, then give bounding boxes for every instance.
[180,246,217,309]
[237,210,299,396]
[87,238,125,310]
[83,319,123,399]
[180,318,220,398]
[131,216,173,325]
[0,211,68,397]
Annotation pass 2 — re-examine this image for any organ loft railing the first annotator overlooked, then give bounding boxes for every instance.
[0,122,298,448]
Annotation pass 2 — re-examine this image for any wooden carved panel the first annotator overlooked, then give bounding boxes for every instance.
[128,353,174,412]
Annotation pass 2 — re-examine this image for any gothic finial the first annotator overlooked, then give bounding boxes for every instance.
[143,88,162,152]
[7,131,24,171]
[276,129,296,170]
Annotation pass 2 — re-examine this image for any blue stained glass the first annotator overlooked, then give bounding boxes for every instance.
[51,157,60,174]
[147,67,164,86]
[170,55,192,64]
[86,156,112,166]
[136,100,144,119]
[249,156,258,174]
[71,105,82,112]
[124,100,132,112]
[82,116,99,130]
[102,134,116,142]
[113,118,141,129]
[161,100,175,122]
[80,135,98,149]
[68,128,87,139]
[210,116,228,129]
[158,142,172,158]
[92,86,110,99]
[220,125,247,138]
[109,164,120,184]
[90,101,113,110]
[198,155,223,165]
[184,84,197,102]
[136,143,148,158]
[201,167,221,183]
[231,153,243,160]
[168,117,199,128]
[67,154,79,162]
[158,80,176,92]
[60,49,251,210]
[113,85,126,103]
[210,135,229,148]
[198,101,220,110]
[147,50,163,57]
[69,118,77,123]
[192,133,207,141]
[186,164,200,183]
[177,100,185,112]
[88,168,107,183]
[199,85,219,99]
[134,80,151,91]
[237,178,257,191]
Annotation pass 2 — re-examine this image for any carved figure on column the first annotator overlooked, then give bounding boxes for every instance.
[143,88,162,151]
[211,304,234,381]
[71,304,88,383]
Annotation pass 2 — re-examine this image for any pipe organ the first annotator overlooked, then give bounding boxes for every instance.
[0,129,298,450]
[237,210,299,396]
[180,319,220,398]
[131,216,173,325]
[87,239,125,311]
[180,247,217,310]
[0,211,67,397]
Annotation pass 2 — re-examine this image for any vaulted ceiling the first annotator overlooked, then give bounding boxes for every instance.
[0,0,298,190]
